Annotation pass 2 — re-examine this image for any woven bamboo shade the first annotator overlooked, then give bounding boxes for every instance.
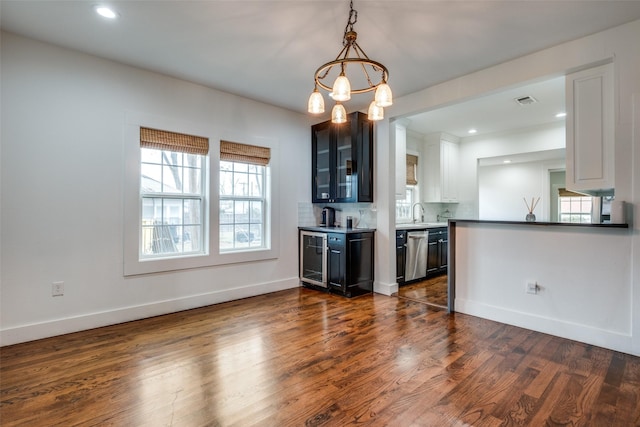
[220,140,271,166]
[406,154,418,186]
[558,188,588,197]
[140,127,209,155]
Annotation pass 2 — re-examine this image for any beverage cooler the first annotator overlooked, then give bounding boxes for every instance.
[299,231,327,288]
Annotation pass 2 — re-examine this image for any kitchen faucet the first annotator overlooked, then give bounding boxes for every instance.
[411,203,424,223]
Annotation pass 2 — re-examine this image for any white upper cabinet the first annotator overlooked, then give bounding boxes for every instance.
[422,132,460,203]
[565,63,614,193]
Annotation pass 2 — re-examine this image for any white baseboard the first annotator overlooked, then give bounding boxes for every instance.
[1,278,300,346]
[455,298,637,356]
[374,280,398,296]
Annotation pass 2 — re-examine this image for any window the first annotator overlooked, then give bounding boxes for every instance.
[396,187,416,222]
[139,127,208,259]
[396,154,418,222]
[558,188,592,223]
[219,141,270,252]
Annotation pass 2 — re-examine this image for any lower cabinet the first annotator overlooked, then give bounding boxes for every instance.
[395,230,407,283]
[328,231,375,297]
[396,227,447,285]
[426,227,448,276]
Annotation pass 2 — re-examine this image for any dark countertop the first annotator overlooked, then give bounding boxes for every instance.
[449,219,629,229]
[298,226,376,234]
[395,222,448,230]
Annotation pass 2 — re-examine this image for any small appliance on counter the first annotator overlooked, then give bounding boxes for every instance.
[320,206,336,227]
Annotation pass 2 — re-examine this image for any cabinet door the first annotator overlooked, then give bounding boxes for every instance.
[312,121,332,202]
[395,231,406,282]
[426,238,439,273]
[566,63,614,192]
[327,234,346,292]
[438,236,448,270]
[356,113,374,202]
[334,119,354,201]
[441,141,458,202]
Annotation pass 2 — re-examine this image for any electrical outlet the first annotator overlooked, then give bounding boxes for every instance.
[52,281,64,297]
[526,282,539,295]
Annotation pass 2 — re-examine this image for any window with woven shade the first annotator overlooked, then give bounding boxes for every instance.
[139,127,208,259]
[219,141,271,252]
[406,154,418,186]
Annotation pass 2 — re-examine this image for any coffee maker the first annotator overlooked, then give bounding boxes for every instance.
[321,207,336,227]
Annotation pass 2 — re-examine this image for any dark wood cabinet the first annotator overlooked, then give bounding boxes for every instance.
[396,230,407,283]
[327,231,374,297]
[426,227,448,276]
[312,112,374,203]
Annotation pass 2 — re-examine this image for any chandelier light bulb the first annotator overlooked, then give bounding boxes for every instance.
[367,101,384,121]
[374,83,393,107]
[332,73,351,102]
[308,88,325,114]
[331,103,348,124]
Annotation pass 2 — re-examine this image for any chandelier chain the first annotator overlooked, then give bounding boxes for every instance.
[343,0,358,46]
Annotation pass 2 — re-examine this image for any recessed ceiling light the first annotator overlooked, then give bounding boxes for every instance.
[555,112,567,118]
[95,6,117,19]
[503,160,512,164]
[468,128,477,134]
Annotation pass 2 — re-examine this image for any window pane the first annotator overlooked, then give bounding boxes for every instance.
[234,162,248,173]
[234,200,249,224]
[163,165,182,192]
[220,200,233,225]
[250,200,262,223]
[183,167,201,194]
[249,171,263,197]
[142,197,159,222]
[234,172,249,196]
[220,224,234,250]
[220,170,233,196]
[183,225,200,252]
[141,164,162,192]
[184,199,201,225]
[141,147,162,164]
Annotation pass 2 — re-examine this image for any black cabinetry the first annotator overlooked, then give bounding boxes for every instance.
[327,231,374,297]
[312,111,373,203]
[396,230,407,283]
[426,227,448,276]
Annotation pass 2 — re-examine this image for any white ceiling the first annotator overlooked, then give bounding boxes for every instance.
[3,1,640,135]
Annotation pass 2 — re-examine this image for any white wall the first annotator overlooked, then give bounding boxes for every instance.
[479,161,549,221]
[380,19,640,355]
[455,223,633,354]
[460,122,566,219]
[0,33,311,345]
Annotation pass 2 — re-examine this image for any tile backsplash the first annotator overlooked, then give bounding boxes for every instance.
[298,203,378,229]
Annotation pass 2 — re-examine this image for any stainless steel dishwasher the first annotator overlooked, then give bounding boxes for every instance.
[405,230,428,281]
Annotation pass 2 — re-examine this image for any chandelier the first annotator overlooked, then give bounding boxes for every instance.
[307,0,392,123]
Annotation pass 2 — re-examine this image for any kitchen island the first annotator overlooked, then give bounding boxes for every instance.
[449,218,632,354]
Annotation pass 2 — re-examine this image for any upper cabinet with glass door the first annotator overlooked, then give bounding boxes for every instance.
[311,112,374,203]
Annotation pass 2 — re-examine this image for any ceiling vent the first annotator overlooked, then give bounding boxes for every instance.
[515,95,538,106]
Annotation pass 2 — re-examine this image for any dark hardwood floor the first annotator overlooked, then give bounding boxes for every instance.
[1,287,639,426]
[396,275,448,308]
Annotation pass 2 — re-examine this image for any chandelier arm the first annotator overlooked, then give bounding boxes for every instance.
[313,58,389,94]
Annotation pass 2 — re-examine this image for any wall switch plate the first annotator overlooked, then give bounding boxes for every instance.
[52,281,64,297]
[526,282,539,295]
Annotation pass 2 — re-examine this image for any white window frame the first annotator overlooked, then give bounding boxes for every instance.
[123,112,280,276]
[219,160,270,253]
[140,148,206,259]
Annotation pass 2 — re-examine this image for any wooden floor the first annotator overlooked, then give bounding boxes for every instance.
[396,275,448,308]
[2,288,639,426]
